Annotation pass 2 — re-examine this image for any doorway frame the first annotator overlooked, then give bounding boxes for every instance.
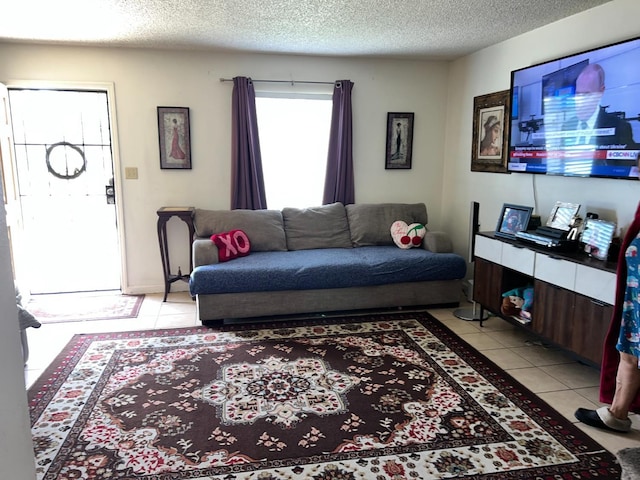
[4,80,129,294]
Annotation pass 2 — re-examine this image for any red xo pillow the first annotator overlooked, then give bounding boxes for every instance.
[210,229,251,262]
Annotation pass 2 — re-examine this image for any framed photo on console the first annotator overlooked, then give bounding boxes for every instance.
[581,218,616,260]
[495,203,533,240]
[546,201,580,231]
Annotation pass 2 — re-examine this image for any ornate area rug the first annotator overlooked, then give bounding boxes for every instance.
[27,291,144,323]
[28,312,620,479]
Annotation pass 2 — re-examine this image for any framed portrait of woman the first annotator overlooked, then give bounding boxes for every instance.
[158,106,192,169]
[471,90,509,173]
[385,112,414,169]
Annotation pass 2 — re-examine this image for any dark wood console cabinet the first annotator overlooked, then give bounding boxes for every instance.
[474,257,503,315]
[473,232,616,366]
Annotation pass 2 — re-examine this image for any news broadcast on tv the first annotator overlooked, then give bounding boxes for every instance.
[508,36,640,180]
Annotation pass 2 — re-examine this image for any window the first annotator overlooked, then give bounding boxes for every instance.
[255,95,332,210]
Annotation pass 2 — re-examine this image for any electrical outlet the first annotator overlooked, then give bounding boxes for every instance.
[125,167,138,179]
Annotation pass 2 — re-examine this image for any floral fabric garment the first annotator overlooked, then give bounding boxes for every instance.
[617,232,640,365]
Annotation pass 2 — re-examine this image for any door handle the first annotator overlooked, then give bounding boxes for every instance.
[105,178,115,204]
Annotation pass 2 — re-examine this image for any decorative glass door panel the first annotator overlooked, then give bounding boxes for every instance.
[9,88,120,293]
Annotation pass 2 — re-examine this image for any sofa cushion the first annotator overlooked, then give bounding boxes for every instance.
[210,230,251,262]
[282,202,352,250]
[347,203,429,246]
[190,246,466,295]
[194,209,287,252]
[391,221,426,249]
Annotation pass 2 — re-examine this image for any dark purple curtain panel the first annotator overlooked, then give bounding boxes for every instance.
[323,80,355,205]
[231,77,267,210]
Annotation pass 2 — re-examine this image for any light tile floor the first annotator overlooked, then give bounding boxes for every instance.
[24,292,640,455]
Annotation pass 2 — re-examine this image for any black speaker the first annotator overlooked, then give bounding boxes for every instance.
[468,201,480,262]
[454,201,489,322]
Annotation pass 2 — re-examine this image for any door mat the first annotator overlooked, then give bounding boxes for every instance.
[27,311,620,479]
[27,292,144,323]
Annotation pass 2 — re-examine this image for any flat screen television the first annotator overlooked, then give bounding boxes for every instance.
[507,36,640,180]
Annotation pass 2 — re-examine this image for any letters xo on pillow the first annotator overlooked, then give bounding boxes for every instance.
[210,230,251,262]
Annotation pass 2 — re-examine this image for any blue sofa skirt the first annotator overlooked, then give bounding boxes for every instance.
[190,246,466,296]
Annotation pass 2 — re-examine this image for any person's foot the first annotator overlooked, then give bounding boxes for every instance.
[574,407,631,433]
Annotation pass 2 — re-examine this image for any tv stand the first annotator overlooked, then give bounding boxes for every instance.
[473,232,616,366]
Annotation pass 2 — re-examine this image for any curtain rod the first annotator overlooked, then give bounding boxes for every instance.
[219,77,335,85]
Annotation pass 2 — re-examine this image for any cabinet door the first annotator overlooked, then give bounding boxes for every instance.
[475,235,502,263]
[532,279,575,347]
[571,294,613,365]
[534,253,576,290]
[574,265,616,305]
[501,243,535,276]
[474,257,503,314]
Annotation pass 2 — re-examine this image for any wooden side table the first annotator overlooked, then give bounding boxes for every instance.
[157,207,195,302]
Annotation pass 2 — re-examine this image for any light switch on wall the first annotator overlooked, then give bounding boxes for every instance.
[125,167,138,179]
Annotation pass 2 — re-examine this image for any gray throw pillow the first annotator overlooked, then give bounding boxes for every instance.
[346,203,429,246]
[282,202,353,250]
[193,209,287,252]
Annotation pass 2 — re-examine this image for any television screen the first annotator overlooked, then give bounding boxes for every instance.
[507,36,640,179]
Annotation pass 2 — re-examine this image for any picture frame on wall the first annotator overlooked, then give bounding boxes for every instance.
[471,90,510,173]
[158,106,191,169]
[385,112,414,169]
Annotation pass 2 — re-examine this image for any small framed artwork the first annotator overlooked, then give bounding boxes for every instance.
[546,201,581,230]
[385,112,414,169]
[471,90,510,173]
[157,106,191,169]
[581,218,616,260]
[495,203,533,240]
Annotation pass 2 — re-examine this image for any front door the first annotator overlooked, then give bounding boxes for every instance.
[7,87,121,294]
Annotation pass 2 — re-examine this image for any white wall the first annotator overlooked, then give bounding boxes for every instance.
[0,46,450,293]
[442,0,640,262]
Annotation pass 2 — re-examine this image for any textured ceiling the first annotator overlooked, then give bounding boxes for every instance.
[0,0,613,60]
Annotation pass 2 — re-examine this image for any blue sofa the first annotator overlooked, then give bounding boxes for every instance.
[190,202,466,323]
